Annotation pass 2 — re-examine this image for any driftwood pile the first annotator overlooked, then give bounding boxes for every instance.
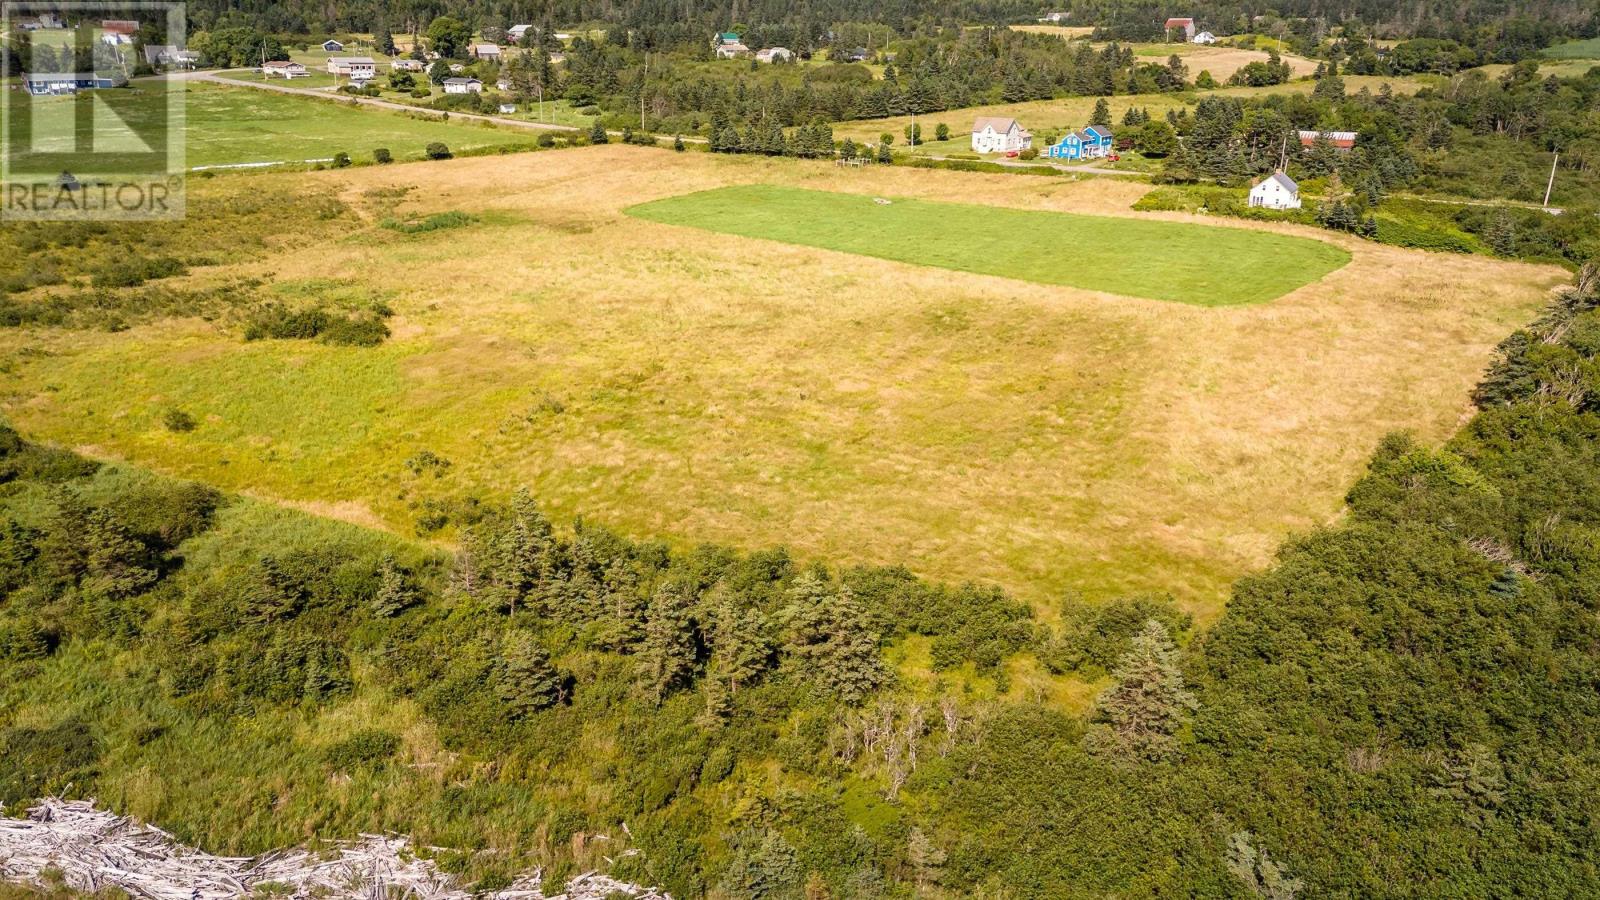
[0,798,669,900]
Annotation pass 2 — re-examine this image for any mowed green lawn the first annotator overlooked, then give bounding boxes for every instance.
[627,185,1350,305]
[183,82,549,167]
[8,81,552,172]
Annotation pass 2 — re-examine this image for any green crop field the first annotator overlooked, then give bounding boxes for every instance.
[1541,37,1600,59]
[627,184,1351,305]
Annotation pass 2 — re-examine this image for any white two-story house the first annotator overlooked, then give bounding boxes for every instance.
[970,117,1032,154]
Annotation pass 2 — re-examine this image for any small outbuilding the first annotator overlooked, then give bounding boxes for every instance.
[321,39,344,51]
[262,60,309,78]
[1248,171,1302,210]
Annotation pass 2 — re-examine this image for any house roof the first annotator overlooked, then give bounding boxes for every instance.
[101,19,139,33]
[508,24,533,34]
[329,56,376,65]
[443,77,482,85]
[718,32,740,42]
[472,43,501,53]
[1266,171,1298,192]
[1165,17,1194,26]
[1082,124,1112,138]
[1297,129,1358,148]
[262,59,303,68]
[24,72,109,83]
[973,116,1020,134]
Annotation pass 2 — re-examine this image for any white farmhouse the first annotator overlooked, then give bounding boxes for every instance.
[443,77,483,94]
[970,116,1032,154]
[327,56,376,78]
[1248,171,1302,210]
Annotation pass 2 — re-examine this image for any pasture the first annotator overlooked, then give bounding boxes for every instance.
[626,184,1348,305]
[0,147,1565,619]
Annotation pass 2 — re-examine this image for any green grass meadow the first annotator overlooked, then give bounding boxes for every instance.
[1541,37,1600,59]
[627,185,1350,305]
[8,81,553,172]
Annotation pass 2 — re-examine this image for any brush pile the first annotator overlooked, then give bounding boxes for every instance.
[0,798,667,900]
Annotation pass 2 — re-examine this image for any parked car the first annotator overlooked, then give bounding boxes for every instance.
[1004,150,1019,158]
[1107,153,1121,162]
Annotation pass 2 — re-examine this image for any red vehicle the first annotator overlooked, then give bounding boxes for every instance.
[1004,150,1019,158]
[1107,153,1121,162]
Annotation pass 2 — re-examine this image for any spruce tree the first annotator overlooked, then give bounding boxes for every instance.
[499,629,565,715]
[83,508,157,599]
[780,571,886,704]
[589,120,608,144]
[637,581,698,704]
[1090,97,1112,127]
[375,20,397,56]
[1087,620,1195,762]
[371,555,418,618]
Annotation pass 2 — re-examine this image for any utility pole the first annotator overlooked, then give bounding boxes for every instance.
[640,51,647,131]
[1543,151,1559,209]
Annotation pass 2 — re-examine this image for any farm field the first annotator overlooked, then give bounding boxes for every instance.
[627,184,1348,305]
[1127,43,1322,81]
[1541,36,1600,59]
[0,147,1565,620]
[832,73,1436,149]
[210,68,596,128]
[182,81,548,167]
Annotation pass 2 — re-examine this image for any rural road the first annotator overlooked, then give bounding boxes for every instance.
[921,153,1142,177]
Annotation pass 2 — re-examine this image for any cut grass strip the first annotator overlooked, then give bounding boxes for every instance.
[626,184,1349,306]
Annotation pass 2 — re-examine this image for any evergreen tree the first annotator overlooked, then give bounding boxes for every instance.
[674,134,685,152]
[83,508,157,599]
[589,120,609,144]
[1485,209,1518,255]
[371,555,418,618]
[1090,97,1112,127]
[907,827,946,892]
[374,20,397,56]
[499,629,565,715]
[1087,620,1195,762]
[637,581,698,704]
[780,570,886,704]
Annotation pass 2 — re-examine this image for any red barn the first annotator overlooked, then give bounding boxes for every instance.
[1165,17,1196,38]
[1298,130,1359,151]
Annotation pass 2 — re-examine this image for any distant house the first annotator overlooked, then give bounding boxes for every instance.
[470,43,502,61]
[498,103,517,113]
[507,24,534,43]
[448,63,466,73]
[101,30,134,47]
[327,57,376,78]
[1040,11,1070,22]
[101,19,138,38]
[844,47,870,62]
[1298,129,1358,151]
[443,77,483,94]
[1192,31,1217,44]
[714,32,741,46]
[1248,171,1302,210]
[262,60,309,78]
[971,116,1032,154]
[143,45,199,68]
[1043,125,1114,159]
[1165,17,1196,40]
[754,47,793,63]
[22,72,116,95]
[390,58,425,72]
[715,42,750,59]
[321,39,344,51]
[496,78,512,91]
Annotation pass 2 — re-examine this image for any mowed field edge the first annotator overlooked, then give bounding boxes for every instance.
[626,184,1350,305]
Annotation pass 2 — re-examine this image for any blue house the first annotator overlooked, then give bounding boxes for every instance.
[1042,125,1115,160]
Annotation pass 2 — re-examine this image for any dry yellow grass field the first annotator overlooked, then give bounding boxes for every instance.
[0,147,1566,621]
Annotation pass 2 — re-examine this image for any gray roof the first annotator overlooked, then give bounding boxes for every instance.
[973,116,1021,134]
[1269,171,1298,192]
[443,77,482,85]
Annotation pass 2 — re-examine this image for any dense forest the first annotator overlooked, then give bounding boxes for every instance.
[3,251,1599,895]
